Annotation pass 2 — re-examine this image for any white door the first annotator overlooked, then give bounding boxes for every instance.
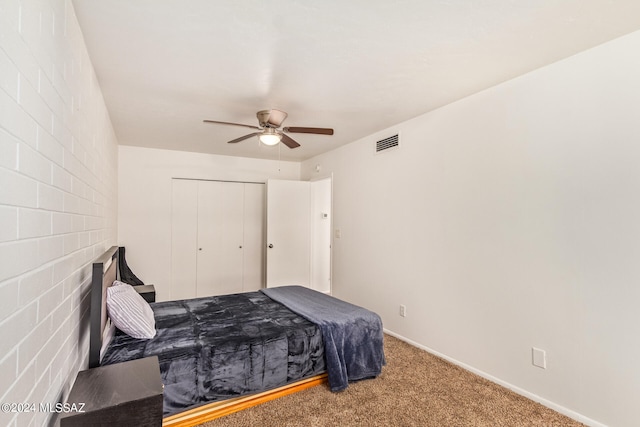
[171,179,266,299]
[196,181,244,296]
[266,179,310,288]
[170,179,198,300]
[242,183,265,292]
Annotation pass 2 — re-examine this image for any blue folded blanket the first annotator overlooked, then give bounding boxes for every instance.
[262,286,385,391]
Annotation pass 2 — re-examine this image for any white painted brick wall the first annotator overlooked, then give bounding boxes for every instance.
[0,1,118,426]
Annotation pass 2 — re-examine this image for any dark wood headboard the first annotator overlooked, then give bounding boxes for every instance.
[89,246,119,368]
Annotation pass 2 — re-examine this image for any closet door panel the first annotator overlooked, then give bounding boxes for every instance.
[170,180,198,300]
[196,181,244,297]
[243,183,265,292]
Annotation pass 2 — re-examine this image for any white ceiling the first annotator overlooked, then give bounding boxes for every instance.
[72,0,640,161]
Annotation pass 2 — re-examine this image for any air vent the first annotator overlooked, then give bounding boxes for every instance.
[375,134,399,153]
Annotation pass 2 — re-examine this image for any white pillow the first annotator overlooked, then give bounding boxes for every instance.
[107,281,156,339]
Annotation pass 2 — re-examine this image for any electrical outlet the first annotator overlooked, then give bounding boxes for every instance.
[532,347,546,369]
[399,304,407,317]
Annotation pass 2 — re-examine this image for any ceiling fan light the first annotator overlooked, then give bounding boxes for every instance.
[259,132,282,146]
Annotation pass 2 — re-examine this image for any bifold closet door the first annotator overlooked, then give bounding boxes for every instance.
[242,184,265,292]
[171,179,198,301]
[171,179,265,299]
[196,181,245,297]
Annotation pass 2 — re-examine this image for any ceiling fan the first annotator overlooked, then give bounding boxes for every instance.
[203,109,333,149]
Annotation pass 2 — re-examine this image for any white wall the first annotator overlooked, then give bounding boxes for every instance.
[302,30,640,427]
[118,145,300,301]
[0,1,118,426]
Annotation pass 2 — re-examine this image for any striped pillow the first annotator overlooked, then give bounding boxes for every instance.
[107,281,156,339]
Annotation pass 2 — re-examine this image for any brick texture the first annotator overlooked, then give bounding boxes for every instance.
[0,1,118,426]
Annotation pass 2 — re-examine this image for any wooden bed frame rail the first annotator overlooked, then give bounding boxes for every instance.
[162,374,327,427]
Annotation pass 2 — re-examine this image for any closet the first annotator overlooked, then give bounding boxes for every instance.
[170,179,264,299]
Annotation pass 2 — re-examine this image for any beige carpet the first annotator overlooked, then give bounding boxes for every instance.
[200,335,584,426]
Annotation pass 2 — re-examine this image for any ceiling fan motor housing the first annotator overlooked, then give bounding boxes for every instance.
[257,109,287,128]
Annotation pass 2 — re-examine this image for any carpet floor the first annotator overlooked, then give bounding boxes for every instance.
[200,334,584,426]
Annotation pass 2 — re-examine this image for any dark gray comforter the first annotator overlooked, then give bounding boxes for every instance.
[101,291,326,416]
[262,286,385,392]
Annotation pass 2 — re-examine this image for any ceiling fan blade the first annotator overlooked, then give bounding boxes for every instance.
[265,109,288,128]
[203,119,261,130]
[283,127,334,135]
[228,132,261,144]
[281,134,301,149]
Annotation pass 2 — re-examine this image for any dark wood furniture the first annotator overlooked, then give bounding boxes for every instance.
[89,246,118,369]
[59,356,163,427]
[134,284,156,303]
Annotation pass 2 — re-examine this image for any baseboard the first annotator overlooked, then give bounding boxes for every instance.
[383,329,606,427]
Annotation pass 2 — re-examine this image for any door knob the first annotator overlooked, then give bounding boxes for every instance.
[268,244,274,249]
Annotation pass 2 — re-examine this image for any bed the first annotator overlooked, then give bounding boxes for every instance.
[89,247,385,426]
